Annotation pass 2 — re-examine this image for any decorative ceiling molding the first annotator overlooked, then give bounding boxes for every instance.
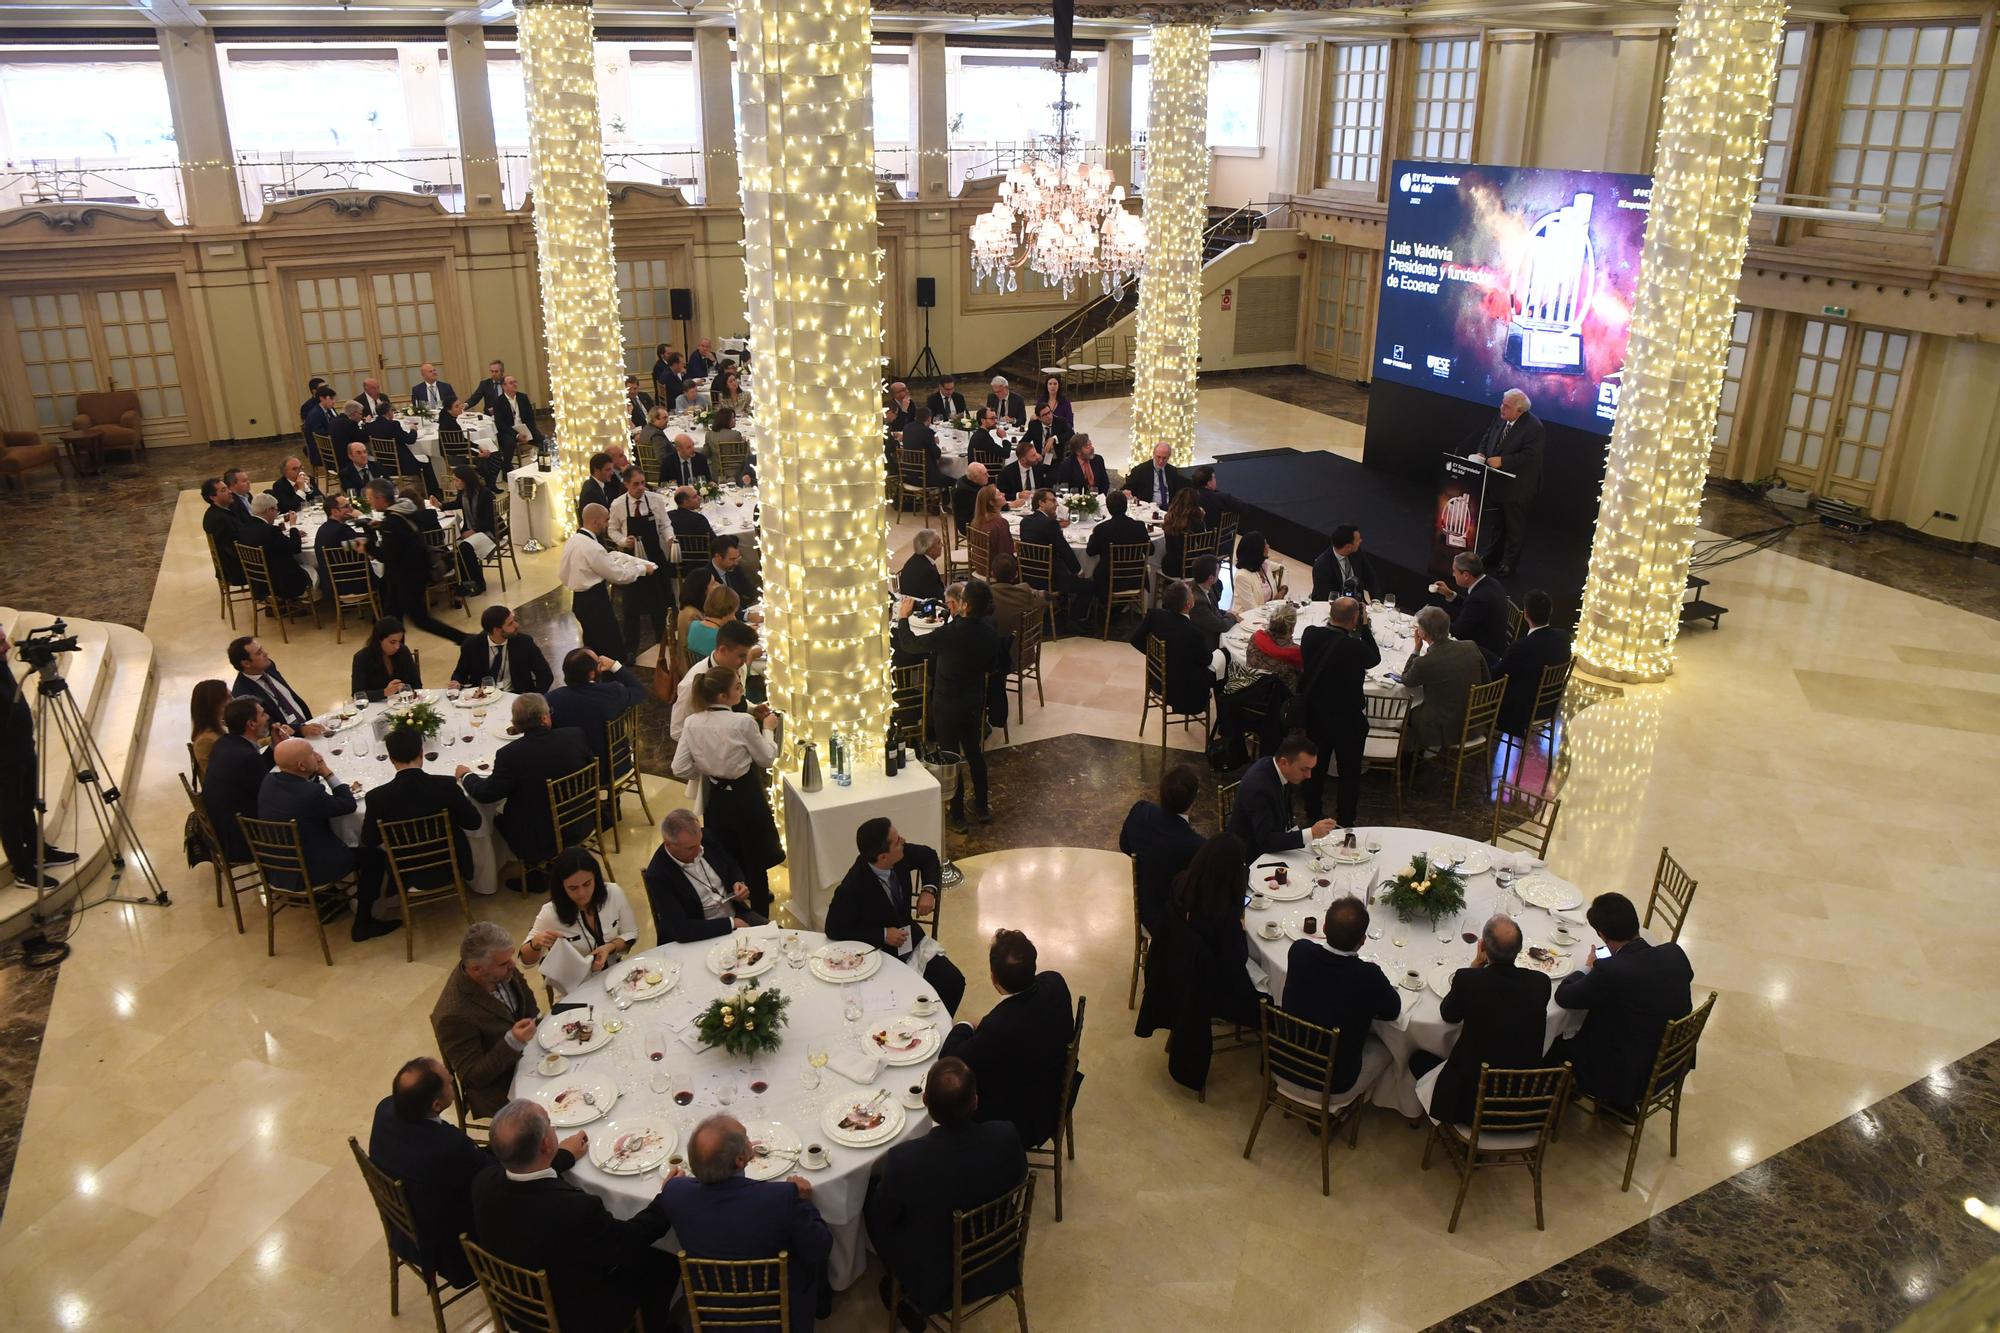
[252,190,449,226]
[0,202,175,236]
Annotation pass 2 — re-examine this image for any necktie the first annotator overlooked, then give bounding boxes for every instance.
[490,643,505,681]
[1155,472,1167,507]
[1079,457,1094,488]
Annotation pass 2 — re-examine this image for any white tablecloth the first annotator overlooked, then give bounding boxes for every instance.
[287,504,461,586]
[1242,825,1589,1117]
[699,485,759,540]
[1219,600,1417,698]
[1001,498,1164,578]
[781,766,944,928]
[508,927,943,1289]
[305,690,515,895]
[407,412,500,456]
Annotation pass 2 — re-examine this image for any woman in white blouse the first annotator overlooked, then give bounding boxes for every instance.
[671,666,784,916]
[1231,530,1290,614]
[519,847,640,997]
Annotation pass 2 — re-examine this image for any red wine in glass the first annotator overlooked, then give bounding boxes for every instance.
[425,751,440,762]
[1462,931,1478,944]
[648,1050,664,1062]
[749,1079,768,1095]
[330,746,343,756]
[673,1089,694,1106]
[720,971,737,985]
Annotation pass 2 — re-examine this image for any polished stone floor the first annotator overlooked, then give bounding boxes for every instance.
[1,379,1997,1331]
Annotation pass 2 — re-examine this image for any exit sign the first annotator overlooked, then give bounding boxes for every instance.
[1822,304,1848,318]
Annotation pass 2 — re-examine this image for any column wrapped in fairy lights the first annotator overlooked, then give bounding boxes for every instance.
[517,0,628,526]
[736,0,892,760]
[1575,0,1787,682]
[1130,22,1209,468]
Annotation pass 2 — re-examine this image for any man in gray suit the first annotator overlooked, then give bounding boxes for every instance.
[1400,605,1491,753]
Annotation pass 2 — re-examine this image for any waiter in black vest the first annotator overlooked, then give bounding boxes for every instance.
[1477,388,1545,578]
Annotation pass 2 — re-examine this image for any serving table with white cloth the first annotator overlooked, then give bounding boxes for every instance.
[1242,825,1589,1117]
[303,689,514,895]
[507,926,945,1289]
[1219,599,1417,699]
[504,464,562,551]
[781,766,944,928]
[1001,496,1164,578]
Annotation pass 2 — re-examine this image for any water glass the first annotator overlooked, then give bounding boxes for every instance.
[716,1078,737,1109]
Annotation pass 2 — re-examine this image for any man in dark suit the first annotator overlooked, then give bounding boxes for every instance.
[898,529,947,600]
[669,486,717,553]
[659,1115,832,1333]
[1185,465,1239,527]
[493,374,544,455]
[1056,433,1111,495]
[1187,555,1236,651]
[680,534,758,616]
[1478,388,1545,576]
[331,401,370,458]
[1129,580,1213,717]
[362,728,481,891]
[897,407,945,486]
[409,363,456,415]
[1225,731,1339,855]
[1422,914,1554,1124]
[966,406,1006,469]
[228,635,322,735]
[643,808,765,942]
[338,439,385,496]
[942,930,1078,1149]
[1123,440,1187,511]
[1296,597,1382,828]
[1021,401,1070,460]
[366,401,441,495]
[450,604,555,695]
[1310,524,1381,602]
[299,376,328,429]
[1548,892,1694,1110]
[576,452,617,521]
[305,383,343,442]
[472,1099,678,1332]
[995,442,1049,500]
[314,493,368,561]
[883,380,918,439]
[462,360,508,414]
[268,456,325,514]
[662,432,713,489]
[352,377,393,418]
[926,376,967,421]
[431,921,542,1117]
[240,494,313,601]
[1018,487,1094,625]
[1431,551,1511,663]
[623,375,655,429]
[985,376,1027,427]
[1281,895,1401,1096]
[547,647,648,784]
[203,698,275,864]
[826,818,965,1014]
[1084,490,1151,604]
[865,1058,1026,1330]
[458,693,595,877]
[201,478,254,585]
[652,350,687,412]
[260,738,397,940]
[951,463,989,533]
[1494,588,1571,737]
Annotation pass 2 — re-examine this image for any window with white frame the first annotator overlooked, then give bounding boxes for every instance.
[1323,42,1389,186]
[1758,25,1810,201]
[1132,44,1263,149]
[221,46,410,153]
[1826,21,1979,230]
[1710,309,1754,473]
[1405,36,1480,162]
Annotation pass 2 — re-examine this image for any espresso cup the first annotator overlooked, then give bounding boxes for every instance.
[1403,967,1422,986]
[802,1143,828,1168]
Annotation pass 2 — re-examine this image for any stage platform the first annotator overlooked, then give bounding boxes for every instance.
[1212,447,1593,616]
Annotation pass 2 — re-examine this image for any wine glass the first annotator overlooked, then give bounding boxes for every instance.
[716,1077,737,1109]
[351,691,368,716]
[481,675,496,697]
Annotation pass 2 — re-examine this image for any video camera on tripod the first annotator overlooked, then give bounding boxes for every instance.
[13,620,80,673]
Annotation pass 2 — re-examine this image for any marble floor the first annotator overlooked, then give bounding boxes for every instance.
[1,381,1997,1331]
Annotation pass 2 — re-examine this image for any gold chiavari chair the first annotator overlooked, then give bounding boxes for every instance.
[889,1175,1038,1332]
[895,447,945,525]
[207,532,257,629]
[678,1252,789,1332]
[1158,525,1220,602]
[463,1235,642,1333]
[368,436,421,494]
[1421,1062,1573,1233]
[634,434,661,481]
[966,522,993,579]
[348,1138,478,1333]
[1492,780,1562,860]
[1361,692,1411,816]
[1026,997,1085,1221]
[1003,619,1044,738]
[420,527,467,617]
[484,488,523,590]
[1215,777,1239,828]
[376,810,476,963]
[1579,992,1718,1191]
[547,762,608,862]
[234,540,320,643]
[676,528,712,577]
[1101,541,1152,637]
[603,704,655,854]
[1644,846,1698,943]
[181,772,257,933]
[1126,854,1148,1011]
[1506,598,1527,643]
[1426,676,1506,810]
[1502,657,1576,780]
[712,434,751,484]
[437,428,474,489]
[1243,1000,1369,1197]
[1140,633,1211,756]
[185,741,205,791]
[309,430,339,489]
[1014,540,1064,635]
[440,1058,489,1143]
[321,543,381,644]
[238,813,354,966]
[1214,510,1240,567]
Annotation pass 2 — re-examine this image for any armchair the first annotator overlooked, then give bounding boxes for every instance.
[1,429,61,494]
[72,389,144,461]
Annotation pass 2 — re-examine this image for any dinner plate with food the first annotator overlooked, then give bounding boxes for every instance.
[821,1091,907,1148]
[537,1012,614,1056]
[1426,843,1491,876]
[1331,844,1374,866]
[1518,940,1577,979]
[614,962,679,1001]
[741,1118,802,1180]
[450,685,504,708]
[531,1072,616,1127]
[868,1016,941,1066]
[707,934,775,979]
[1514,875,1583,912]
[590,1118,674,1175]
[1281,910,1328,944]
[810,942,882,984]
[1253,866,1316,903]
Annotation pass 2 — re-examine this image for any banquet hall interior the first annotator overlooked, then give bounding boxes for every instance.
[1,0,1999,1329]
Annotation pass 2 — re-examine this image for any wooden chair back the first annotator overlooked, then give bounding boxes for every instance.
[377,809,475,961]
[321,543,381,643]
[1172,525,1220,580]
[1214,510,1239,565]
[461,1235,563,1333]
[947,1176,1037,1322]
[677,528,712,569]
[891,660,929,753]
[1643,991,1716,1107]
[547,762,606,856]
[349,1136,422,1260]
[1491,780,1562,859]
[967,521,992,578]
[1645,846,1698,942]
[1127,854,1148,1009]
[678,1252,790,1331]
[1259,999,1339,1103]
[713,435,750,481]
[1016,539,1055,592]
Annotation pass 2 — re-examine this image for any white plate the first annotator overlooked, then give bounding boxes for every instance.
[1428,843,1491,876]
[708,935,776,979]
[741,1118,801,1180]
[1515,875,1583,912]
[533,1073,616,1127]
[1426,961,1462,999]
[810,943,883,984]
[1520,941,1578,979]
[538,1013,614,1055]
[1281,910,1327,943]
[822,1093,907,1148]
[869,1016,942,1066]
[1252,869,1314,903]
[591,1118,675,1175]
[612,961,679,1002]
[448,688,504,709]
[1331,845,1374,866]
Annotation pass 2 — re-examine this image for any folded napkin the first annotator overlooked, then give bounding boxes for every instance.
[677,1025,707,1053]
[539,940,592,997]
[827,1047,882,1085]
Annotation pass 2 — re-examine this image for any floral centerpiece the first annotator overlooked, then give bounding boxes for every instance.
[695,981,790,1057]
[388,699,445,740]
[1378,852,1468,926]
[1063,491,1101,519]
[410,401,436,422]
[694,477,722,503]
[949,411,979,433]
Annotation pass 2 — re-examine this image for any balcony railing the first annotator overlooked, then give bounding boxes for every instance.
[0,158,187,224]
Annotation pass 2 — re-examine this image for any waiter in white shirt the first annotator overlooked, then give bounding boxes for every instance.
[558,503,655,661]
[670,619,763,741]
[606,465,679,659]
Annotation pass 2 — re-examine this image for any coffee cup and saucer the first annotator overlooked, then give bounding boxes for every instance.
[911,995,939,1018]
[900,1084,927,1110]
[1259,920,1283,940]
[799,1143,831,1171]
[538,1053,569,1077]
[1399,969,1424,992]
[1248,892,1269,912]
[1552,924,1578,946]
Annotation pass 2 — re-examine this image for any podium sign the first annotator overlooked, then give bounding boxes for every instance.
[1432,456,1486,579]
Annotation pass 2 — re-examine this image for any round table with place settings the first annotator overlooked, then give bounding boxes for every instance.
[406,411,501,458]
[1219,598,1417,699]
[1242,825,1591,1117]
[1001,496,1165,578]
[507,926,946,1290]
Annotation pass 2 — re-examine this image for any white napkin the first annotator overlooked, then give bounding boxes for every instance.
[539,940,592,997]
[1394,984,1422,1031]
[827,1047,882,1085]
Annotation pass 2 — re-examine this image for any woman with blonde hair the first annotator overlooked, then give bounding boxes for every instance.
[685,582,741,660]
[970,482,1015,572]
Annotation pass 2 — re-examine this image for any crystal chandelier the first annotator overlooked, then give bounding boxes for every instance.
[968,1,1145,298]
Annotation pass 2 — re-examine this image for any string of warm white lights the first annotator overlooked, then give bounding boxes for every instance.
[1575,0,1787,683]
[517,0,630,525]
[736,0,892,765]
[1130,22,1209,468]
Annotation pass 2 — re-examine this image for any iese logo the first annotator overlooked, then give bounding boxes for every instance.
[1426,354,1451,378]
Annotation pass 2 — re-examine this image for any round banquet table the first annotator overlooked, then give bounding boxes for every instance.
[406,411,501,457]
[1242,825,1590,1117]
[508,926,945,1290]
[283,501,461,589]
[302,689,514,895]
[1001,496,1165,578]
[1219,599,1418,699]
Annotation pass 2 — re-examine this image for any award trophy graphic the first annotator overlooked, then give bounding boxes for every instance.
[1507,192,1595,374]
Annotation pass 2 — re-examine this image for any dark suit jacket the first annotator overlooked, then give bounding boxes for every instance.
[1119,801,1204,937]
[1485,410,1545,495]
[897,421,943,481]
[409,379,457,413]
[1297,623,1381,743]
[1187,584,1231,652]
[681,561,759,619]
[657,1174,833,1333]
[1281,945,1400,1092]
[926,390,967,420]
[460,724,596,866]
[1310,547,1381,601]
[986,390,1028,426]
[231,665,315,732]
[892,617,1007,717]
[576,475,612,523]
[1021,418,1071,459]
[967,427,1006,467]
[269,475,325,514]
[463,377,508,414]
[351,645,422,701]
[668,506,716,544]
[339,459,387,495]
[203,504,252,584]
[626,391,655,428]
[332,413,368,455]
[1018,510,1083,583]
[367,1097,529,1289]
[642,842,747,943]
[1085,513,1151,589]
[202,733,272,862]
[495,390,543,448]
[1432,962,1554,1124]
[950,479,983,532]
[1123,460,1187,507]
[1449,576,1513,661]
[824,846,943,952]
[1553,938,1694,1108]
[884,398,917,434]
[1130,607,1211,715]
[1224,757,1305,855]
[661,450,713,489]
[470,1169,671,1332]
[1056,451,1110,495]
[362,768,480,890]
[256,769,357,889]
[995,459,1050,500]
[431,964,540,1117]
[1494,626,1571,735]
[241,519,311,600]
[897,553,946,600]
[865,1121,1027,1317]
[942,972,1076,1148]
[315,519,366,558]
[451,634,554,696]
[548,667,649,781]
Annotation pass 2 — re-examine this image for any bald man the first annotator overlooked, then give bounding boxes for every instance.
[257,738,397,941]
[952,460,989,533]
[559,501,657,659]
